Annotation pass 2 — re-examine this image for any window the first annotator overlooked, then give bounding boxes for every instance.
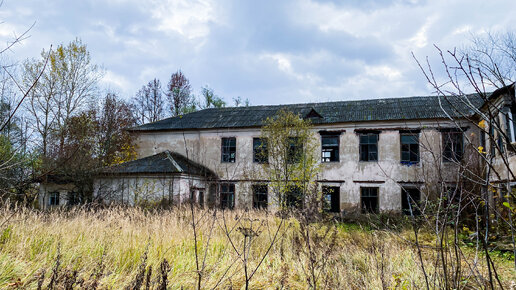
[361,187,378,213]
[286,185,303,208]
[497,116,505,154]
[221,137,236,163]
[400,133,419,164]
[322,186,340,213]
[442,131,463,162]
[49,192,60,206]
[253,138,268,163]
[401,187,420,215]
[220,183,235,209]
[287,137,302,164]
[252,184,268,209]
[199,191,204,208]
[67,192,81,206]
[490,123,496,156]
[359,133,378,162]
[321,135,339,162]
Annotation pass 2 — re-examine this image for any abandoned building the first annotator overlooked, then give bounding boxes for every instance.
[39,83,516,213]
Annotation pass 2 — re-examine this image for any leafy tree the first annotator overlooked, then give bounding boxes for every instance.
[199,86,225,109]
[166,70,193,116]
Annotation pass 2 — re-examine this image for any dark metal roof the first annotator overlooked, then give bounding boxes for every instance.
[100,151,216,178]
[130,94,486,132]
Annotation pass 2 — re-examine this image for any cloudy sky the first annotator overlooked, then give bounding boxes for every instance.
[0,0,514,105]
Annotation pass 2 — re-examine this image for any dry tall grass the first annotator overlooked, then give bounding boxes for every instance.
[0,206,514,289]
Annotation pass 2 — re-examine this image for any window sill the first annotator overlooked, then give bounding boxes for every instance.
[400,161,419,166]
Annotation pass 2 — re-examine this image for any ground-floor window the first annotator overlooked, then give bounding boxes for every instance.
[401,187,420,215]
[199,190,204,208]
[286,185,303,208]
[220,183,235,209]
[253,184,268,209]
[67,191,81,206]
[49,192,60,206]
[361,187,378,213]
[322,186,340,213]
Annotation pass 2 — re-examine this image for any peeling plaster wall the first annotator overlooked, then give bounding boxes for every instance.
[93,175,206,206]
[132,119,478,212]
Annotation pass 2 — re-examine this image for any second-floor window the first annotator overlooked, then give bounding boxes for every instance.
[442,130,463,162]
[221,137,236,163]
[359,133,378,162]
[400,133,419,164]
[253,138,268,163]
[321,135,339,162]
[287,137,302,164]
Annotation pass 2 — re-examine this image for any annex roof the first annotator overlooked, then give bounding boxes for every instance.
[100,151,216,177]
[130,94,486,132]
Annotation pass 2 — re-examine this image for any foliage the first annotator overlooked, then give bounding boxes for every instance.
[166,70,193,116]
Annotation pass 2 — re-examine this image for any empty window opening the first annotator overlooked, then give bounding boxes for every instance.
[361,187,379,213]
[221,137,236,163]
[359,133,378,162]
[401,187,421,215]
[220,183,235,210]
[322,186,340,213]
[287,137,303,164]
[442,131,463,162]
[286,185,303,208]
[252,184,268,209]
[400,133,419,164]
[253,138,268,163]
[321,135,339,162]
[49,192,60,206]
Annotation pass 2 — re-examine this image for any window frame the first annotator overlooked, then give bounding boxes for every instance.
[360,187,379,214]
[321,135,340,163]
[253,138,268,164]
[49,191,60,206]
[286,185,303,208]
[359,133,379,162]
[442,130,464,162]
[221,137,236,163]
[220,183,235,210]
[322,186,340,213]
[252,184,268,209]
[287,137,303,164]
[400,132,420,164]
[401,187,421,215]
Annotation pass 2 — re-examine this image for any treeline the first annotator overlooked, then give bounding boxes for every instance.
[0,38,245,205]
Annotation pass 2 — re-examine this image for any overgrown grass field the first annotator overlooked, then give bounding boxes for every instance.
[0,206,514,289]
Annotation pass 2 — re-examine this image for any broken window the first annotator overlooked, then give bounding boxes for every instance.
[220,183,235,210]
[361,187,378,213]
[286,185,303,208]
[252,184,268,209]
[253,138,268,163]
[359,133,378,162]
[287,137,302,164]
[322,186,340,213]
[221,137,236,163]
[321,135,339,162]
[442,130,463,162]
[400,133,419,164]
[401,187,420,215]
[49,192,60,206]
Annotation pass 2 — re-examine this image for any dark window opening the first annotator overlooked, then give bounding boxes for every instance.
[67,192,81,206]
[321,135,339,162]
[497,116,505,154]
[221,137,236,163]
[442,131,463,162]
[322,186,340,213]
[490,123,496,156]
[220,183,235,210]
[360,133,378,162]
[445,185,460,206]
[286,185,303,208]
[361,187,378,213]
[400,133,419,164]
[253,138,268,163]
[49,192,60,206]
[252,184,268,209]
[199,191,204,208]
[402,187,420,215]
[287,137,303,164]
[480,130,486,153]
